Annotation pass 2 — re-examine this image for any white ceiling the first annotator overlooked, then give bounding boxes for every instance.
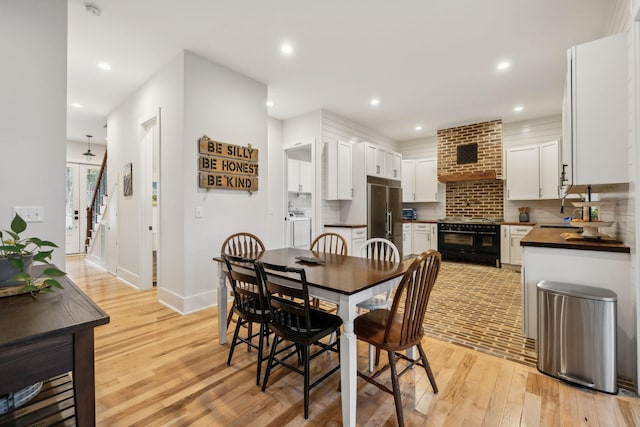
[67,0,615,145]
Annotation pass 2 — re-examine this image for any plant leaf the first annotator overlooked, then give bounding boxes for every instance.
[33,250,53,262]
[6,230,20,241]
[7,257,24,270]
[43,279,63,289]
[39,240,59,248]
[10,214,27,234]
[43,267,66,277]
[20,284,39,292]
[9,272,30,283]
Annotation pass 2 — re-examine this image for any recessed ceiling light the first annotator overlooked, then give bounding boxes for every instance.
[496,61,511,71]
[415,125,423,131]
[514,105,524,112]
[266,100,274,107]
[71,102,83,109]
[97,61,112,71]
[280,43,293,55]
[370,98,380,106]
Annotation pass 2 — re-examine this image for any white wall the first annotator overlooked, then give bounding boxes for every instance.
[107,52,184,291]
[0,0,67,269]
[182,51,268,311]
[267,117,285,249]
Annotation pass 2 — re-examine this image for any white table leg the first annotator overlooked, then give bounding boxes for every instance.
[339,301,357,427]
[218,266,227,344]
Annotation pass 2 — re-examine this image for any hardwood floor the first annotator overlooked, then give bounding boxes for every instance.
[65,255,640,426]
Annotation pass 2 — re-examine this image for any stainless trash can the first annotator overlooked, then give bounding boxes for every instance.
[537,281,617,394]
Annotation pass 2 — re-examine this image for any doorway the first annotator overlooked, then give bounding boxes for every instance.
[65,163,100,254]
[284,140,315,247]
[139,115,160,289]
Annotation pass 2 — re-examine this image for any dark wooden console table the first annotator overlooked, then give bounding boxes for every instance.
[0,266,109,425]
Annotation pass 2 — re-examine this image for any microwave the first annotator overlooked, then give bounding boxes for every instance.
[402,208,417,220]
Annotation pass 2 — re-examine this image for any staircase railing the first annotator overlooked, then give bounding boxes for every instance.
[85,151,108,251]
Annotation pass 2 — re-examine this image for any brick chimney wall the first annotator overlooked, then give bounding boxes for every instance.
[438,119,504,218]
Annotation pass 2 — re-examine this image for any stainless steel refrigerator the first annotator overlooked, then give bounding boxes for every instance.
[367,176,403,257]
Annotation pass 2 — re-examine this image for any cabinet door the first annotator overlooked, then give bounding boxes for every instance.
[375,148,386,177]
[383,150,394,178]
[506,145,539,200]
[287,159,300,192]
[402,224,412,256]
[430,224,438,250]
[327,140,352,200]
[401,160,415,202]
[509,234,525,265]
[365,143,378,176]
[500,226,510,265]
[412,224,429,254]
[392,153,402,180]
[414,158,438,202]
[573,33,628,185]
[337,141,353,199]
[299,160,312,193]
[539,141,559,199]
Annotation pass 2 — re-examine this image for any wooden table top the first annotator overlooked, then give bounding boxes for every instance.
[0,265,110,346]
[520,227,630,253]
[216,247,412,295]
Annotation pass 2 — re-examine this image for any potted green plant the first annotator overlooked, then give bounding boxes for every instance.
[0,213,65,295]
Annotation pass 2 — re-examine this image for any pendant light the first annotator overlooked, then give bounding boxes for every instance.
[83,134,96,159]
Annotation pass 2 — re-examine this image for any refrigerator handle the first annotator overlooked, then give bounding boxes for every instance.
[387,211,392,237]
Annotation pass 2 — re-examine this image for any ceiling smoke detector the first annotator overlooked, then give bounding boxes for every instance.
[84,3,102,17]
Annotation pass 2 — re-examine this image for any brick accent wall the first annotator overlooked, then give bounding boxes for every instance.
[446,180,504,218]
[438,120,504,218]
[437,119,503,179]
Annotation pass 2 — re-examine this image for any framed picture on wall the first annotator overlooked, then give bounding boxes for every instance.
[123,163,133,196]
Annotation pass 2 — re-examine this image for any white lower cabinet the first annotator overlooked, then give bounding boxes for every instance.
[411,223,437,255]
[500,225,532,266]
[323,226,367,256]
[402,223,412,256]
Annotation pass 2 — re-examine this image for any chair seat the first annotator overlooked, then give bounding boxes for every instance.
[270,308,342,345]
[354,309,421,353]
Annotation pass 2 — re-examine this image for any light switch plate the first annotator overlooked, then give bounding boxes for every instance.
[13,206,45,222]
[195,206,203,218]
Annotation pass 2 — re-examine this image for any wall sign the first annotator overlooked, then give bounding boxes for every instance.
[198,135,259,192]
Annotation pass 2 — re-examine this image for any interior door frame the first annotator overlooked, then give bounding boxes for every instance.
[283,138,316,244]
[139,110,160,290]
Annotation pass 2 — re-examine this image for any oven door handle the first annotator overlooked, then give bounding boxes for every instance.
[443,230,475,234]
[478,231,498,235]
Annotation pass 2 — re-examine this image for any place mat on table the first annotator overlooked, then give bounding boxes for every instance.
[0,279,47,298]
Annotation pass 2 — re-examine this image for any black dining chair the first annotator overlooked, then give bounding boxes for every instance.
[223,254,270,386]
[221,232,266,330]
[354,250,441,427]
[255,260,342,419]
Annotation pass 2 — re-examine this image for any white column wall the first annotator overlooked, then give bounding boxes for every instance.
[181,52,268,311]
[107,53,185,292]
[0,0,67,269]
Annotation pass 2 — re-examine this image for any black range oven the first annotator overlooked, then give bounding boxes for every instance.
[437,219,501,267]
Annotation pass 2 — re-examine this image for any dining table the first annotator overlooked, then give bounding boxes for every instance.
[214,247,412,427]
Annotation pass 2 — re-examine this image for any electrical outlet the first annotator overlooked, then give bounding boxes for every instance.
[195,206,203,218]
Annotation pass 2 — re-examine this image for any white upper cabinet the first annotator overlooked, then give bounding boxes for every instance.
[401,160,415,202]
[364,142,401,180]
[564,33,628,186]
[402,158,438,202]
[506,141,559,200]
[538,141,559,199]
[327,139,352,200]
[287,159,312,193]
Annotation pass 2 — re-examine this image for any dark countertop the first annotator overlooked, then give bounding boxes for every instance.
[520,227,630,253]
[501,221,536,226]
[402,219,438,224]
[324,224,367,228]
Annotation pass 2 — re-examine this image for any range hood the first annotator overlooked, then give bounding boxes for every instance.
[437,119,503,182]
